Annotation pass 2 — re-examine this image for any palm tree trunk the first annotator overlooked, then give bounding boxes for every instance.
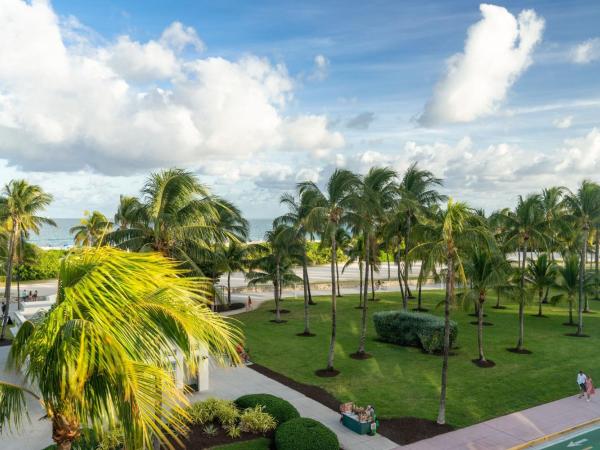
[417,264,424,311]
[307,260,315,305]
[437,252,453,425]
[302,254,310,334]
[370,262,375,301]
[227,272,232,305]
[326,233,337,371]
[578,228,588,334]
[396,244,405,301]
[52,414,79,450]
[387,250,391,281]
[358,259,363,308]
[538,289,543,316]
[477,293,486,362]
[495,289,501,308]
[275,261,281,322]
[517,242,527,350]
[595,227,599,299]
[404,216,412,301]
[358,235,370,355]
[569,299,574,325]
[336,257,342,297]
[1,226,17,340]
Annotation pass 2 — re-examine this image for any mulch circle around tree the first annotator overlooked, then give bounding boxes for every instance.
[215,302,245,312]
[354,306,364,309]
[412,308,430,312]
[468,313,487,317]
[349,352,373,360]
[269,309,290,314]
[492,305,507,310]
[530,314,549,318]
[248,363,453,444]
[269,319,288,324]
[507,347,533,355]
[471,359,496,368]
[469,321,493,326]
[184,424,273,449]
[583,310,596,314]
[315,368,341,377]
[377,418,454,445]
[296,332,317,337]
[308,301,317,305]
[565,333,591,338]
[563,322,578,327]
[0,339,12,347]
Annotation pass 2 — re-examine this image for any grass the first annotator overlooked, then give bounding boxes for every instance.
[237,290,600,428]
[211,437,271,449]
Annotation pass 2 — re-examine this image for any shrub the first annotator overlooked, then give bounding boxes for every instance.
[225,423,242,439]
[187,397,239,426]
[373,310,457,354]
[235,394,299,425]
[203,423,219,436]
[274,417,339,450]
[239,405,277,434]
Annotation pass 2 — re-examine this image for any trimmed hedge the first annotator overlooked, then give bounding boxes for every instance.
[373,310,457,354]
[235,394,299,425]
[274,417,339,450]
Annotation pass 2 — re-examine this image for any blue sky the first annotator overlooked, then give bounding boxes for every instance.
[0,0,599,218]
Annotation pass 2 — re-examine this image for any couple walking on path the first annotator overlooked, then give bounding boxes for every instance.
[577,370,595,402]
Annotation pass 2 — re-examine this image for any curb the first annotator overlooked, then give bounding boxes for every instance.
[508,416,600,449]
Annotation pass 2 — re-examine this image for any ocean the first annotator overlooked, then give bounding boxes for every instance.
[29,218,273,248]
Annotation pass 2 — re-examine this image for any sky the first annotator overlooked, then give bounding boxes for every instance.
[0,0,599,218]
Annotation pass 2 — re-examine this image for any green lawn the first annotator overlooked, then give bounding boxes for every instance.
[237,290,600,428]
[212,437,271,449]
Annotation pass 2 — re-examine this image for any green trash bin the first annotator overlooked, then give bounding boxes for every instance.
[341,413,373,435]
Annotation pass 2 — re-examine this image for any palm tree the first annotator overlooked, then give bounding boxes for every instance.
[493,194,547,351]
[462,247,507,365]
[107,169,247,276]
[220,241,248,305]
[552,253,580,326]
[0,247,242,450]
[343,236,365,308]
[395,163,445,309]
[114,195,143,230]
[0,180,55,340]
[525,253,557,317]
[70,210,113,247]
[299,169,359,374]
[347,167,396,358]
[415,199,491,424]
[564,180,600,335]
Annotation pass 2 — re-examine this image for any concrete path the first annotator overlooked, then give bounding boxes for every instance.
[402,394,600,450]
[191,363,398,450]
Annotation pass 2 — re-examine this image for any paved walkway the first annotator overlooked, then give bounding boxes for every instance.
[402,394,600,450]
[191,363,398,450]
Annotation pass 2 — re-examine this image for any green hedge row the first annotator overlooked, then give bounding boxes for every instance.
[235,394,299,426]
[13,249,66,281]
[373,310,458,354]
[274,418,339,450]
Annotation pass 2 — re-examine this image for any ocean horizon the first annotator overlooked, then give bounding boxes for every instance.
[30,218,274,248]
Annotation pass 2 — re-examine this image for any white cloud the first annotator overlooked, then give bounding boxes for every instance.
[571,38,600,64]
[553,115,573,129]
[419,4,544,126]
[0,0,343,175]
[309,54,329,81]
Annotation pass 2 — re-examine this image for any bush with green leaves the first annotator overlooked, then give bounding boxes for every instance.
[187,397,239,426]
[274,417,339,450]
[239,405,277,434]
[373,310,457,354]
[235,394,299,425]
[13,248,66,281]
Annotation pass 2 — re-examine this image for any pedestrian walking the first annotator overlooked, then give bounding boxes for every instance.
[586,376,596,402]
[578,370,588,398]
[246,296,252,311]
[33,290,38,301]
[27,291,33,302]
[21,289,27,302]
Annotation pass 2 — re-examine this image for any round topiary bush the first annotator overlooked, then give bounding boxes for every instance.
[235,393,300,425]
[275,417,339,450]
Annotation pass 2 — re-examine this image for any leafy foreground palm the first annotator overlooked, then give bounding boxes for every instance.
[0,248,242,450]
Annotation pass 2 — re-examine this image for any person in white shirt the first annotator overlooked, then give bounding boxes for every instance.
[577,371,588,398]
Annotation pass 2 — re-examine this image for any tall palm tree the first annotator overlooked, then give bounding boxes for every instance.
[107,169,247,276]
[114,195,143,230]
[0,247,242,450]
[564,180,600,335]
[415,199,491,424]
[525,253,557,317]
[0,180,55,340]
[299,169,359,374]
[70,210,113,247]
[462,246,508,365]
[347,167,397,358]
[552,253,580,326]
[219,241,248,305]
[493,194,547,351]
[395,163,445,309]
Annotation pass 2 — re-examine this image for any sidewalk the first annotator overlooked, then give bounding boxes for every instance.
[191,364,398,450]
[401,394,600,450]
